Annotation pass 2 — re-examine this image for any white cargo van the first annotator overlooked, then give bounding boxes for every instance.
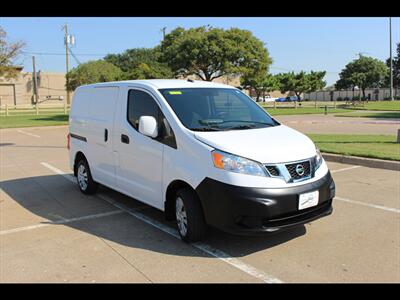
[68,79,335,242]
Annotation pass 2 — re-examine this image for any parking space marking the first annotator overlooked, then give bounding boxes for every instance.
[40,162,75,183]
[331,166,362,174]
[41,162,283,283]
[335,196,400,214]
[0,210,124,236]
[16,130,41,138]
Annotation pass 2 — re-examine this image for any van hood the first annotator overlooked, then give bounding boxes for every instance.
[194,125,317,164]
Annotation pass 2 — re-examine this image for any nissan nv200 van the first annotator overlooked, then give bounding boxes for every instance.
[68,80,335,242]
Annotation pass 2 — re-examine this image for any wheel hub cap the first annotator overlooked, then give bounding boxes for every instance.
[175,197,187,237]
[77,164,88,190]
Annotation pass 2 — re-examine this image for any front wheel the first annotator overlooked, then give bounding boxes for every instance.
[175,188,207,243]
[76,159,98,195]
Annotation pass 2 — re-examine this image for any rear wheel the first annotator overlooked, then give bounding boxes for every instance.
[175,188,206,242]
[76,159,98,195]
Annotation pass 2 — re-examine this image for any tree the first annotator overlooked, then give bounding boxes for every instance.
[277,71,326,100]
[66,60,123,91]
[0,26,25,79]
[386,42,400,89]
[335,55,388,99]
[104,47,173,80]
[241,72,280,102]
[161,26,272,81]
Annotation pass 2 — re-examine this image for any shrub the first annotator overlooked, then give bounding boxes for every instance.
[337,97,343,101]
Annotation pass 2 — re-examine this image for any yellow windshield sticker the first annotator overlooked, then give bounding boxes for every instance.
[169,91,182,95]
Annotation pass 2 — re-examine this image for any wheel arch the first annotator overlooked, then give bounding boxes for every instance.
[73,151,87,176]
[164,179,204,221]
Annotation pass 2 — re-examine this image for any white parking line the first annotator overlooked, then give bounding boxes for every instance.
[17,130,41,138]
[331,166,362,174]
[0,210,124,236]
[40,162,283,283]
[335,196,400,214]
[40,162,75,183]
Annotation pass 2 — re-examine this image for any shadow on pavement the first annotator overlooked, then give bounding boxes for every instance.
[1,174,306,258]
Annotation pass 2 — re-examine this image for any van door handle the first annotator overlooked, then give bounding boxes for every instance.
[104,129,108,142]
[121,134,130,144]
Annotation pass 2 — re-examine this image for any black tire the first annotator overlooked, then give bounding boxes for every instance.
[76,159,98,195]
[175,187,207,243]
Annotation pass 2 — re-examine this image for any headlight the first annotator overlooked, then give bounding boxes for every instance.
[211,149,268,177]
[315,148,323,170]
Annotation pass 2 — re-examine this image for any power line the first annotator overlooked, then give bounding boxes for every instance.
[68,47,82,65]
[21,51,107,57]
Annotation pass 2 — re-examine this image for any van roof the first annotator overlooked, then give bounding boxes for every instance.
[79,79,237,90]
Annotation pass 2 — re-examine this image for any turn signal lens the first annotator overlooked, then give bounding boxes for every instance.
[212,151,225,169]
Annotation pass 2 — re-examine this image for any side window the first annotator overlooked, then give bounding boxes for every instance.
[127,89,177,149]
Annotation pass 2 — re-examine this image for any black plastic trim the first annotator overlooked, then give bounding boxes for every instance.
[70,133,87,142]
[195,171,335,235]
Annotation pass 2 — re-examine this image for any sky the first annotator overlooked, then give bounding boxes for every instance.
[1,17,399,86]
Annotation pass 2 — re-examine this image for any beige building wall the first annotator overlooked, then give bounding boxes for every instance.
[0,71,70,106]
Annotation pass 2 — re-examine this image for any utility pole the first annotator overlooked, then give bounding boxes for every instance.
[161,27,166,51]
[389,17,394,101]
[62,24,71,104]
[32,56,39,104]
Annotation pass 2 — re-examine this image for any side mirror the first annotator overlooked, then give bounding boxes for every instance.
[138,116,158,138]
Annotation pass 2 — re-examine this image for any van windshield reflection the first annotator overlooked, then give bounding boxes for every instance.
[159,88,279,131]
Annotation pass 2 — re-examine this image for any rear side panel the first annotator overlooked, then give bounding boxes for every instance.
[69,87,91,171]
[85,86,119,187]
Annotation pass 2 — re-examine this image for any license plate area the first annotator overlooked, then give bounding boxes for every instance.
[298,190,319,210]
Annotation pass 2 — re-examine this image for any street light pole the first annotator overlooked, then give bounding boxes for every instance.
[389,17,394,101]
[32,56,39,104]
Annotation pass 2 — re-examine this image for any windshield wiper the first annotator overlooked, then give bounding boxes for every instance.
[189,127,222,132]
[229,124,257,130]
[219,120,274,126]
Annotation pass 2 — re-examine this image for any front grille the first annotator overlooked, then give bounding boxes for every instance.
[285,160,311,180]
[265,165,280,176]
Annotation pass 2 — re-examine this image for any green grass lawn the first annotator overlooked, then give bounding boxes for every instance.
[0,114,69,129]
[342,100,400,111]
[334,111,400,118]
[307,134,400,161]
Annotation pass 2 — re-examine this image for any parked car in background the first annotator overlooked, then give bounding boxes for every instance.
[261,95,278,102]
[276,96,302,102]
[251,95,278,102]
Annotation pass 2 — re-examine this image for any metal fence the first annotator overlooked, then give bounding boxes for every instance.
[0,103,70,116]
[259,100,350,109]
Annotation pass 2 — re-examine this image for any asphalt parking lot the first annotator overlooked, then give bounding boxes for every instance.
[0,125,399,283]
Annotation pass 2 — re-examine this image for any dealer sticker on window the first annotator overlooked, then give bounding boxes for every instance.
[298,190,319,210]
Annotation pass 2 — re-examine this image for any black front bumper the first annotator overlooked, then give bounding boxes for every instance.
[195,171,335,235]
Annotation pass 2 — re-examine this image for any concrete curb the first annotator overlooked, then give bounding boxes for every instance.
[322,152,400,171]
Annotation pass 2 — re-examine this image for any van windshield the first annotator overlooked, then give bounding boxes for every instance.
[159,88,279,131]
